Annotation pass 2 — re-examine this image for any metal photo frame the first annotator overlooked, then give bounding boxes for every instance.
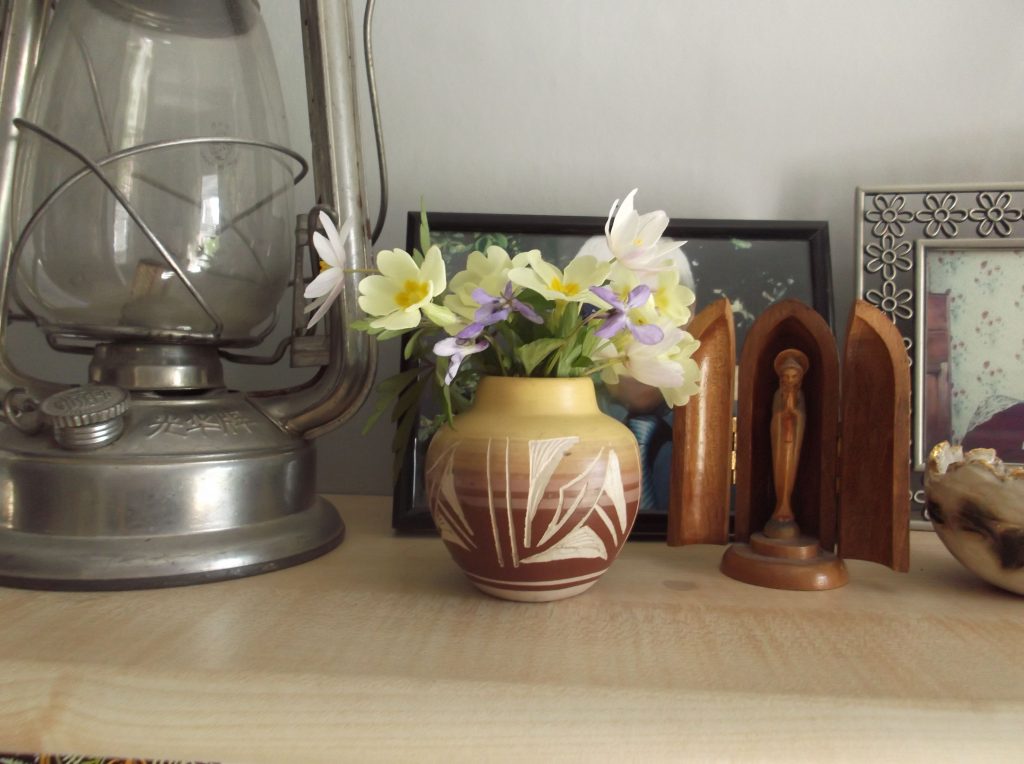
[394,212,834,537]
[856,184,1024,527]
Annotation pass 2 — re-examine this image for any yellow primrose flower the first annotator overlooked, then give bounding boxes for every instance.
[443,246,532,328]
[508,250,610,304]
[358,245,452,331]
[650,269,695,326]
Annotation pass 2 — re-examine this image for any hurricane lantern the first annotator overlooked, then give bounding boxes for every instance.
[0,0,376,589]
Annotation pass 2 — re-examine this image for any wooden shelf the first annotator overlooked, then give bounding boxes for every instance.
[1,495,1022,761]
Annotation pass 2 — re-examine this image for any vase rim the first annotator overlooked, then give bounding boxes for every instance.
[474,375,598,414]
[478,374,594,384]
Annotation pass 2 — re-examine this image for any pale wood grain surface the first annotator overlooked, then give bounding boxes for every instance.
[1,495,1022,763]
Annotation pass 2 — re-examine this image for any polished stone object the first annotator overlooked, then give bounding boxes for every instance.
[926,441,1024,595]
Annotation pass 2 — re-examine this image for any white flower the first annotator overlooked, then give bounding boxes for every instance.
[605,189,684,275]
[599,324,701,408]
[508,250,610,304]
[304,211,355,329]
[358,245,451,331]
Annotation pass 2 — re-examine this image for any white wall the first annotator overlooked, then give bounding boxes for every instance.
[259,0,1024,494]
[12,1,1023,497]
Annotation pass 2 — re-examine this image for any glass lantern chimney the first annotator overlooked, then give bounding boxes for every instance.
[12,0,299,346]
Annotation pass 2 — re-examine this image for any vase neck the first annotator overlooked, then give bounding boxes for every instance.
[473,376,598,416]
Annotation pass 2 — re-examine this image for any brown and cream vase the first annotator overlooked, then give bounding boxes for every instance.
[424,376,641,602]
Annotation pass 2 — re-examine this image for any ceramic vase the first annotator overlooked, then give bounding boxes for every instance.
[424,376,641,602]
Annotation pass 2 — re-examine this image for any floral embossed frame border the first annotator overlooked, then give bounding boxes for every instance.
[855,184,1024,526]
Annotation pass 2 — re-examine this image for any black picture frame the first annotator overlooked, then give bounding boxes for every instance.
[392,212,833,537]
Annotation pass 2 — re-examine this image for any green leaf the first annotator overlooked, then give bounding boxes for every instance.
[557,341,582,377]
[428,359,456,423]
[390,407,417,484]
[361,394,394,435]
[376,328,410,342]
[376,366,421,395]
[519,337,564,376]
[403,328,427,360]
[557,302,580,338]
[391,372,426,423]
[419,199,431,257]
[442,380,455,426]
[361,366,422,434]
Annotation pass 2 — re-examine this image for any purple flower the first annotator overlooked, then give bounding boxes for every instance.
[590,285,663,345]
[433,335,489,385]
[457,283,542,339]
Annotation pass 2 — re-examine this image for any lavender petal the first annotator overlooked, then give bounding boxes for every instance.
[630,321,665,345]
[625,284,652,308]
[512,299,543,324]
[456,322,486,340]
[595,313,627,339]
[473,303,510,325]
[590,285,622,308]
[471,287,498,306]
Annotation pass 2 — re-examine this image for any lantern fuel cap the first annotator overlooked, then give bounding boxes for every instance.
[41,385,128,450]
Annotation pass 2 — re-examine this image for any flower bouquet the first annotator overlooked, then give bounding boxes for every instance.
[306,189,701,600]
[305,189,701,458]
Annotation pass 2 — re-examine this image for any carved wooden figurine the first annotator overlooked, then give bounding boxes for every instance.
[669,298,911,589]
[766,349,808,540]
[720,347,848,590]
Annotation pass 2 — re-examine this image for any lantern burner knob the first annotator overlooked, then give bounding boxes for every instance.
[41,385,128,450]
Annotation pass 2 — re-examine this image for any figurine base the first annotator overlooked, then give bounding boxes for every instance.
[720,533,849,590]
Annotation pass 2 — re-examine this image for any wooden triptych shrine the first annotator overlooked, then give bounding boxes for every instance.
[669,298,911,590]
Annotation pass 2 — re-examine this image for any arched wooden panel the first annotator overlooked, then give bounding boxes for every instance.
[734,299,840,549]
[668,298,735,546]
[838,300,911,571]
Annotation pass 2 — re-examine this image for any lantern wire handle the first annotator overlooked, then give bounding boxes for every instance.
[363,0,387,245]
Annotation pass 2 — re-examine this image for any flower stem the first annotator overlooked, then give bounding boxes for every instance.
[488,334,512,374]
[494,322,520,374]
[582,357,625,377]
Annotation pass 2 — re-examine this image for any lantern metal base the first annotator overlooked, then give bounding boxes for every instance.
[0,497,343,590]
[0,390,344,590]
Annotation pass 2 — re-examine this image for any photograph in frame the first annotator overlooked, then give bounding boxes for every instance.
[916,239,1024,468]
[393,212,833,537]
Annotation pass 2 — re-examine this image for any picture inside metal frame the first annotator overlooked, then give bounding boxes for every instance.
[393,212,833,537]
[916,239,1024,468]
